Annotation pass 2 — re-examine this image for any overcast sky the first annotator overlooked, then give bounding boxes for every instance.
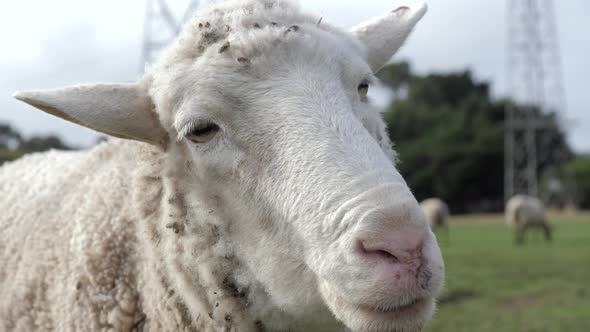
[1,0,588,152]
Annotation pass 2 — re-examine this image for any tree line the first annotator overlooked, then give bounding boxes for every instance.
[0,123,74,165]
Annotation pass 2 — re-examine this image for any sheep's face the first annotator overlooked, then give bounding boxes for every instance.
[14,1,443,331]
[154,6,444,331]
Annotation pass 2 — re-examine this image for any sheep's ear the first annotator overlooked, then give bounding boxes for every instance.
[13,83,168,146]
[351,2,427,72]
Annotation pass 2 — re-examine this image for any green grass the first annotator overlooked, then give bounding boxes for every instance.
[0,148,24,165]
[425,214,590,332]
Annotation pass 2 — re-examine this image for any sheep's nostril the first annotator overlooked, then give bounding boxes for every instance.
[354,225,427,268]
[374,249,400,263]
[355,239,401,263]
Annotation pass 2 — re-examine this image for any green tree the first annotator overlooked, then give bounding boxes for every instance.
[564,156,590,209]
[0,123,75,165]
[0,123,22,149]
[20,135,72,153]
[377,61,411,100]
[378,63,570,213]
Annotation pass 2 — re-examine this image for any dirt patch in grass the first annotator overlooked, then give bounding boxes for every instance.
[450,214,503,223]
[497,289,554,312]
[438,288,478,305]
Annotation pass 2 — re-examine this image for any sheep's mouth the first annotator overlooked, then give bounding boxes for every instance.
[356,297,429,319]
[322,281,437,332]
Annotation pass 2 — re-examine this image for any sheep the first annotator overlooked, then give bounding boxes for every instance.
[420,198,450,243]
[505,194,552,244]
[1,1,444,331]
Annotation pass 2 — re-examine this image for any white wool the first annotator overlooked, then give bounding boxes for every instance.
[1,141,147,330]
[420,198,449,228]
[0,140,233,330]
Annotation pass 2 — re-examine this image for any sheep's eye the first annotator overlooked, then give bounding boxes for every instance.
[358,82,369,98]
[185,123,220,143]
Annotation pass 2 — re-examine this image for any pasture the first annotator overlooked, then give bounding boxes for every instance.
[426,213,590,332]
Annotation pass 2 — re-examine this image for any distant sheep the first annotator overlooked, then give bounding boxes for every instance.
[505,194,552,244]
[1,1,444,332]
[421,198,450,242]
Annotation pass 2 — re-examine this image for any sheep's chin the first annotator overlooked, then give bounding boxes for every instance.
[319,282,436,332]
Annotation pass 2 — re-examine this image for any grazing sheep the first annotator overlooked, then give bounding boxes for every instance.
[420,198,450,242]
[505,195,552,244]
[1,1,444,331]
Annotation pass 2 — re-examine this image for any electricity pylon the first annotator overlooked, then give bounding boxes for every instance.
[504,0,567,201]
[141,0,200,70]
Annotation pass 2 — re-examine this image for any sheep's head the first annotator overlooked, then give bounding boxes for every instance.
[14,1,443,331]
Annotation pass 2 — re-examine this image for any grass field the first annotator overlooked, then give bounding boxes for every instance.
[425,213,590,332]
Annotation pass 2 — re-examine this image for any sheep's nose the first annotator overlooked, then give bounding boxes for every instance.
[354,225,425,269]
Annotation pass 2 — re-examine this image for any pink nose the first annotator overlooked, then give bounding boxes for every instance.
[354,226,426,273]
